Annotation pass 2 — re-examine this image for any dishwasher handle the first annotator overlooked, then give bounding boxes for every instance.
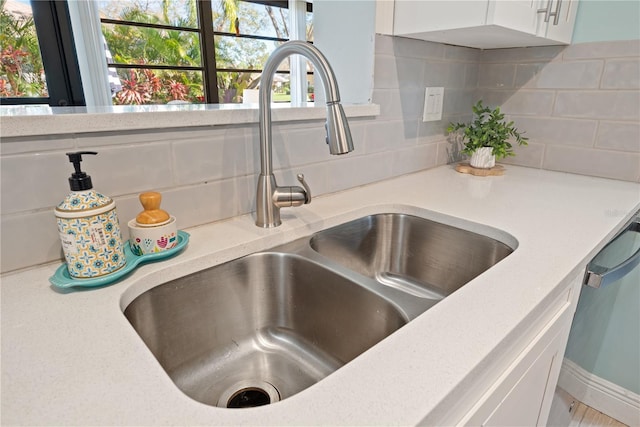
[584,220,640,288]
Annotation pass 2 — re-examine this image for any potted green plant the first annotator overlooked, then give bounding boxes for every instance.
[447,101,528,169]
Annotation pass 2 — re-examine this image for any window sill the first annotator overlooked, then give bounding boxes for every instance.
[0,103,380,138]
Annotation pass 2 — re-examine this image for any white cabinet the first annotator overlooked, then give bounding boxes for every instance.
[455,272,583,426]
[481,321,569,426]
[386,0,579,49]
[537,0,578,44]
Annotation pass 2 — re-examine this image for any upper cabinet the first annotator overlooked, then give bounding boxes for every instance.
[381,0,579,49]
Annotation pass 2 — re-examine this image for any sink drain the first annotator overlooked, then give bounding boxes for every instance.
[217,380,281,408]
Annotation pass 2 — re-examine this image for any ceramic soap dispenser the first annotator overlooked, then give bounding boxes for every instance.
[55,151,126,278]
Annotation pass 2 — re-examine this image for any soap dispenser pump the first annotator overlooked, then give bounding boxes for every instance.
[66,151,94,191]
[55,151,126,279]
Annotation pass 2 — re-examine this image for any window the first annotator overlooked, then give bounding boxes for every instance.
[208,0,314,104]
[99,0,205,104]
[99,0,313,105]
[0,0,84,106]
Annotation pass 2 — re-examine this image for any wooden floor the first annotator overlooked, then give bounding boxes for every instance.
[548,387,628,427]
[568,401,628,427]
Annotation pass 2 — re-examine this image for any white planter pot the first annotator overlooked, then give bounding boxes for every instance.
[470,147,496,169]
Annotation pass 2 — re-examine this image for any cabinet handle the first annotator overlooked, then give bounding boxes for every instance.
[537,0,554,23]
[550,0,562,25]
[584,217,640,288]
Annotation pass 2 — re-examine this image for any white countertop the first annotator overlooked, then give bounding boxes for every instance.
[2,165,639,426]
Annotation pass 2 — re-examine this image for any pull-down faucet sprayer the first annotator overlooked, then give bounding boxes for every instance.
[255,41,354,228]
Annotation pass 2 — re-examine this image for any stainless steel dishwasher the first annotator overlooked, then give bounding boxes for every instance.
[556,210,640,426]
[583,212,640,289]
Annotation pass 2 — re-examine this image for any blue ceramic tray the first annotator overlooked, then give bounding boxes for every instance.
[49,230,190,289]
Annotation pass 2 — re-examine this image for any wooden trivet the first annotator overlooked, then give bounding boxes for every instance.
[455,162,505,176]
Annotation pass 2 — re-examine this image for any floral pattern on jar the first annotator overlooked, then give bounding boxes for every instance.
[56,207,126,278]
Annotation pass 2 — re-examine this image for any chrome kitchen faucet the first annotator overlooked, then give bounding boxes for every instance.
[255,41,354,228]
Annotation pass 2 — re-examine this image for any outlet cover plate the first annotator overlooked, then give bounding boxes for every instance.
[423,87,444,122]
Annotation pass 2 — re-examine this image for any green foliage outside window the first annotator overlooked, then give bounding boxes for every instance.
[0,0,48,98]
[1,0,312,105]
[101,2,204,104]
[101,0,311,105]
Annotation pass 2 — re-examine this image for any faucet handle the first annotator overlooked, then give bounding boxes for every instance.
[297,173,312,204]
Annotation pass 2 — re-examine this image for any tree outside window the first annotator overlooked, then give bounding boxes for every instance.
[0,0,48,98]
[99,0,313,105]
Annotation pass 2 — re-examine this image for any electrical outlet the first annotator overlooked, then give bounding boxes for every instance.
[423,87,444,122]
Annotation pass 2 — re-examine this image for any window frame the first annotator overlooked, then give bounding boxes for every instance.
[99,0,312,104]
[1,0,85,106]
[2,0,312,106]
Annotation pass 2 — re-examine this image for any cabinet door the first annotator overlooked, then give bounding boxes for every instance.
[539,0,579,43]
[393,0,489,34]
[482,327,566,426]
[391,0,578,48]
[489,0,539,35]
[457,274,581,426]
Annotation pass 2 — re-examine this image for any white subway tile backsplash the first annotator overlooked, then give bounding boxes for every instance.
[499,140,545,169]
[363,120,414,153]
[554,91,640,120]
[446,63,467,88]
[84,143,174,196]
[436,140,453,165]
[601,59,640,89]
[481,46,565,63]
[75,127,206,147]
[391,36,445,60]
[535,61,603,89]
[563,40,640,60]
[443,89,476,116]
[396,57,428,89]
[514,63,545,88]
[374,34,395,55]
[423,62,450,87]
[372,89,396,119]
[0,135,74,155]
[475,89,515,109]
[374,55,400,89]
[161,176,256,229]
[596,122,640,152]
[1,210,62,272]
[172,128,253,185]
[478,39,637,181]
[374,55,427,90]
[282,127,334,167]
[544,145,640,182]
[1,152,72,214]
[444,45,482,63]
[491,90,555,116]
[508,116,598,147]
[401,88,427,121]
[373,88,423,121]
[464,63,479,89]
[478,64,516,88]
[392,143,438,176]
[404,118,429,141]
[326,152,393,194]
[416,120,447,141]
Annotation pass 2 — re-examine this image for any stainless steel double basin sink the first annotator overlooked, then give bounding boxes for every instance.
[124,213,514,409]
